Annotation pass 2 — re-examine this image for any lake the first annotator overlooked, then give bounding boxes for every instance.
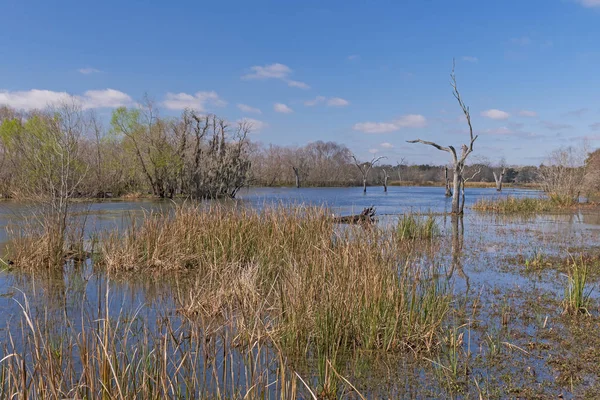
[1,186,600,398]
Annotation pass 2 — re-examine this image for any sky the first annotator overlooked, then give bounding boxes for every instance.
[1,0,600,166]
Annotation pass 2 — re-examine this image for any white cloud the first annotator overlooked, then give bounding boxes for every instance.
[380,142,394,149]
[81,89,133,109]
[0,88,133,111]
[274,103,293,114]
[394,114,427,128]
[287,80,310,89]
[353,122,399,134]
[368,149,379,154]
[0,89,71,110]
[353,114,427,134]
[347,54,360,61]
[518,110,538,118]
[238,118,268,132]
[242,63,291,80]
[304,96,326,106]
[237,103,262,114]
[462,56,478,62]
[481,109,510,120]
[327,97,349,107]
[78,67,102,74]
[163,91,226,111]
[242,63,309,89]
[576,0,600,7]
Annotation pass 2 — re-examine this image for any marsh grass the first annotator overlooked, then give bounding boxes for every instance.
[1,205,453,398]
[473,195,578,213]
[0,287,304,399]
[100,205,451,378]
[4,208,90,269]
[397,214,439,241]
[563,256,592,315]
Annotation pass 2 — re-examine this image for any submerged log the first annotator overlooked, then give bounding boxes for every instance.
[332,207,376,224]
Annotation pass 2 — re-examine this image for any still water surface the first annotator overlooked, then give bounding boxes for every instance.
[1,186,600,397]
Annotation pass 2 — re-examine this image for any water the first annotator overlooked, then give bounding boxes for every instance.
[1,187,600,397]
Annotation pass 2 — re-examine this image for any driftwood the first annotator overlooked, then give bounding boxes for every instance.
[333,207,376,224]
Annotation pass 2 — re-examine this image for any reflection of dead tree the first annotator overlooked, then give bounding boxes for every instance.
[352,155,385,193]
[447,215,470,290]
[408,61,478,214]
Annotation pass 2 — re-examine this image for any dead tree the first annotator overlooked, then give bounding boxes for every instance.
[396,157,407,182]
[352,155,385,193]
[382,169,389,192]
[493,168,506,192]
[444,167,452,197]
[333,206,376,224]
[407,61,478,214]
[292,166,301,188]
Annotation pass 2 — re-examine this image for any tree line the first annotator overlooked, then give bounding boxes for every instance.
[0,102,596,203]
[0,101,252,200]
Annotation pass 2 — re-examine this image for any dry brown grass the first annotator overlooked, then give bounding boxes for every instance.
[1,205,452,398]
[100,205,451,356]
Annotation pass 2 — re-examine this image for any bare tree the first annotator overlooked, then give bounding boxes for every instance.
[539,145,587,203]
[396,157,407,182]
[444,166,452,197]
[492,158,507,192]
[408,62,478,214]
[382,168,390,192]
[493,168,506,192]
[352,154,385,193]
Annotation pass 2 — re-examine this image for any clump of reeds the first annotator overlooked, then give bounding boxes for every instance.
[2,205,453,398]
[472,196,576,213]
[101,205,451,354]
[397,214,439,241]
[4,210,89,269]
[563,256,592,315]
[0,288,302,399]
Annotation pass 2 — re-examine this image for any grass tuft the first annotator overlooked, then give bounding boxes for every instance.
[563,256,592,315]
[473,195,578,213]
[397,214,439,241]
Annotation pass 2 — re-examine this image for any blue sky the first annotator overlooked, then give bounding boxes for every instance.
[1,0,600,165]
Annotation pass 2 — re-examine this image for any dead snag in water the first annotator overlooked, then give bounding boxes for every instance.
[352,155,385,194]
[408,60,478,214]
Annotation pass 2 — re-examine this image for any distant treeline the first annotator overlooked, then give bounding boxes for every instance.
[249,141,539,188]
[0,104,597,200]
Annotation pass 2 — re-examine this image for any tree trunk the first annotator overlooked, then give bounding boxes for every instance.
[493,170,505,192]
[292,167,300,188]
[363,178,367,193]
[445,167,452,197]
[451,167,461,214]
[384,175,388,192]
[460,178,466,214]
